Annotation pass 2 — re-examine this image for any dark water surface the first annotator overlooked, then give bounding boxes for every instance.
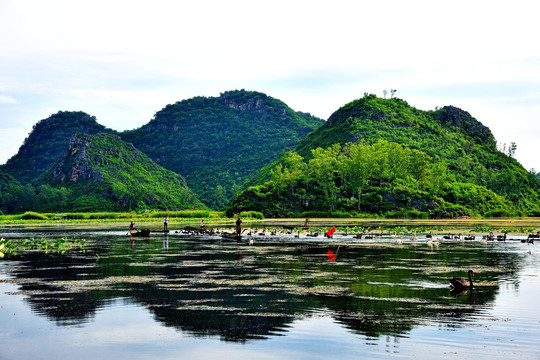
[1,226,539,359]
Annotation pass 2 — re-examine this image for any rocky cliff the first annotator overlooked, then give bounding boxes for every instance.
[1,111,111,183]
[45,132,203,211]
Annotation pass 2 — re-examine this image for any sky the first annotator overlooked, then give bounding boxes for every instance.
[1,0,539,171]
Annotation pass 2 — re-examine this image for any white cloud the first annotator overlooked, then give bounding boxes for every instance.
[0,94,18,104]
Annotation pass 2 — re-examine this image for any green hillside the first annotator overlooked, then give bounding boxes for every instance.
[228,94,540,217]
[40,132,204,212]
[120,90,324,207]
[0,170,22,214]
[0,169,20,191]
[1,111,111,183]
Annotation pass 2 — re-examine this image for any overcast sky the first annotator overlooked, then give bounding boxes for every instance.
[1,0,539,171]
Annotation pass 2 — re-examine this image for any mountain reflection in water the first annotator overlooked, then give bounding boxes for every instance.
[0,229,525,344]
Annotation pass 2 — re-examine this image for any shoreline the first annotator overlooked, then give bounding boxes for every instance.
[1,217,539,235]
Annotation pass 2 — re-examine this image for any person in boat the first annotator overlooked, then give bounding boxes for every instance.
[235,216,242,237]
[304,216,310,228]
[163,215,169,231]
[129,221,136,231]
[200,219,205,230]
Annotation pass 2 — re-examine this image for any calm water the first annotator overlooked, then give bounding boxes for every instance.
[1,226,539,359]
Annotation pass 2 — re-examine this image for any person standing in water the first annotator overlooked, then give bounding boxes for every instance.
[304,216,310,229]
[163,215,169,232]
[235,216,242,238]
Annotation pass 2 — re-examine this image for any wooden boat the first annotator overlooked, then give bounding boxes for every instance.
[221,232,241,241]
[128,229,150,237]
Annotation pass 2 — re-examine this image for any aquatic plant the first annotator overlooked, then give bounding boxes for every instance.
[0,236,86,256]
[474,226,495,233]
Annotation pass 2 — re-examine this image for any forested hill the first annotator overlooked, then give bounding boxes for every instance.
[296,95,496,160]
[40,132,204,212]
[229,94,540,217]
[295,94,535,199]
[1,111,111,183]
[120,90,324,207]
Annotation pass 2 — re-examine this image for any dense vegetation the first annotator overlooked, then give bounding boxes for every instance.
[0,91,322,214]
[120,90,324,206]
[1,132,205,213]
[0,169,20,192]
[1,111,110,183]
[228,94,540,218]
[1,91,539,218]
[37,132,204,212]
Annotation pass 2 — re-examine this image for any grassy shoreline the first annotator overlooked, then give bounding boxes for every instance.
[1,212,539,235]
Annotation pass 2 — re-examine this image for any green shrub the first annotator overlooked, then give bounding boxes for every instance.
[397,210,429,219]
[329,211,352,218]
[239,211,264,219]
[210,211,226,218]
[20,211,48,220]
[148,210,211,219]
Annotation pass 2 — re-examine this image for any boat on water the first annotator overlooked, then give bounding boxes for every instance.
[128,229,151,237]
[221,232,241,241]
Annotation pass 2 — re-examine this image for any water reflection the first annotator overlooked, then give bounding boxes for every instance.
[0,231,530,343]
[449,287,471,298]
[163,234,169,249]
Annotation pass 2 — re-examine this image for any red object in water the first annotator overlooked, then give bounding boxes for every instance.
[327,249,336,262]
[326,227,336,237]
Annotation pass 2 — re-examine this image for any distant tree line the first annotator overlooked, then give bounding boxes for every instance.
[0,184,70,214]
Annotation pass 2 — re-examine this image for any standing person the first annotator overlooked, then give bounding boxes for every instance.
[304,216,310,229]
[235,216,242,237]
[163,215,169,232]
[200,219,205,229]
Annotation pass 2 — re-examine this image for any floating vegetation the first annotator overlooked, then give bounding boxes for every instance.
[192,276,283,287]
[176,305,244,312]
[474,226,495,233]
[239,312,290,318]
[52,275,164,292]
[0,236,87,256]
[280,284,350,296]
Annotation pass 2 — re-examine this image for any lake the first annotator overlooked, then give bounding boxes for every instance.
[1,223,539,359]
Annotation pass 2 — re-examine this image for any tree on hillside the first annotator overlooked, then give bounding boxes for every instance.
[386,142,408,188]
[342,142,373,210]
[508,142,517,158]
[427,162,454,194]
[409,149,430,193]
[308,144,341,211]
